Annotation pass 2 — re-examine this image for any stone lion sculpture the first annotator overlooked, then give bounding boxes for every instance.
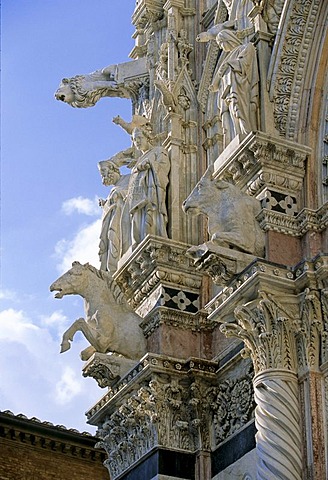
[54,65,129,108]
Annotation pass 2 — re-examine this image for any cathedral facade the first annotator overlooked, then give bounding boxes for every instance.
[52,1,328,478]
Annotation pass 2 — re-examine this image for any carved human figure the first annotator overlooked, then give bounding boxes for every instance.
[98,160,130,273]
[209,30,259,147]
[123,125,170,251]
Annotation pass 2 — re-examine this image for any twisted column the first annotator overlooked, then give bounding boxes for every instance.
[221,292,303,480]
[254,370,302,480]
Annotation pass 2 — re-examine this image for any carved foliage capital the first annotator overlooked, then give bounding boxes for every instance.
[221,291,300,374]
[96,371,217,478]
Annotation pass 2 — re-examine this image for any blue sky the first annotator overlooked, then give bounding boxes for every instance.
[1,1,136,432]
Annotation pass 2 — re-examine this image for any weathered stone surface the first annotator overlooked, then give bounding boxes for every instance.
[50,261,146,362]
[52,0,328,477]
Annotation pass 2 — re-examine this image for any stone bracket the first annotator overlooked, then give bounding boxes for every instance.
[113,235,203,314]
[186,241,258,287]
[212,131,312,215]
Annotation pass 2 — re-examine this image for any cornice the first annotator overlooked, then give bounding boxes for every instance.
[257,202,328,237]
[0,411,103,461]
[86,353,218,424]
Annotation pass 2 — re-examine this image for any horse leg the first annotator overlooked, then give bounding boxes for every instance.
[60,318,86,353]
[61,317,110,359]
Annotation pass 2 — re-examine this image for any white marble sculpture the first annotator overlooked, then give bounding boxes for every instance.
[54,59,147,108]
[50,261,146,361]
[98,159,130,273]
[123,124,170,250]
[55,69,126,108]
[210,30,259,147]
[182,165,264,256]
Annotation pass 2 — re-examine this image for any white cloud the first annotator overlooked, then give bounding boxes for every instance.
[54,220,101,273]
[0,289,18,301]
[61,196,100,216]
[0,307,100,432]
[55,366,83,405]
[39,310,70,339]
[0,308,41,348]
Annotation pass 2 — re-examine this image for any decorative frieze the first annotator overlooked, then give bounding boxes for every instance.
[140,307,212,338]
[321,91,328,203]
[257,202,328,236]
[85,352,258,479]
[86,354,218,423]
[321,289,328,364]
[269,0,321,138]
[88,354,219,479]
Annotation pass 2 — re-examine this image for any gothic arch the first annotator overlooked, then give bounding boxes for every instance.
[269,0,323,141]
[303,16,328,207]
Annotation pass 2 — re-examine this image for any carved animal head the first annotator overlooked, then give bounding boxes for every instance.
[54,78,76,104]
[54,75,111,108]
[182,165,229,215]
[50,261,95,298]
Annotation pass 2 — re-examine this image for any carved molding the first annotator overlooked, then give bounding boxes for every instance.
[257,202,328,237]
[86,353,218,422]
[0,411,104,461]
[132,0,166,28]
[91,355,220,479]
[269,0,321,138]
[321,289,328,365]
[208,256,328,373]
[207,260,296,320]
[186,242,258,287]
[213,132,311,215]
[140,307,214,338]
[88,353,257,479]
[322,87,328,202]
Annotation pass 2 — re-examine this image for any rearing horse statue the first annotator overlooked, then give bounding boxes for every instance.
[50,261,147,361]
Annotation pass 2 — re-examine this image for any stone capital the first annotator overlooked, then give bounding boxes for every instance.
[221,291,300,374]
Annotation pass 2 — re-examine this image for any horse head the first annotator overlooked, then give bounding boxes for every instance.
[50,261,92,299]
